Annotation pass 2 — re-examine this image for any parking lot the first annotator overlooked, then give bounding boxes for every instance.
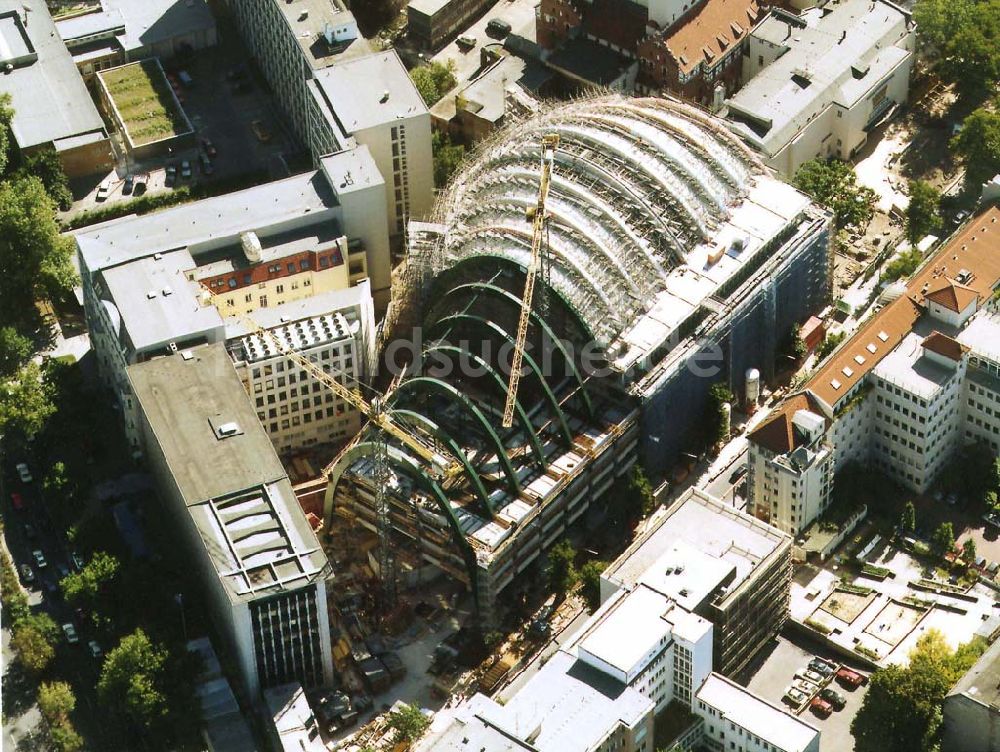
[68,21,297,215]
[744,633,870,752]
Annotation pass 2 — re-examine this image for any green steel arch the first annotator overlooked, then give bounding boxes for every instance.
[392,408,494,518]
[425,281,595,417]
[322,441,483,616]
[429,313,573,446]
[391,376,521,496]
[424,343,547,471]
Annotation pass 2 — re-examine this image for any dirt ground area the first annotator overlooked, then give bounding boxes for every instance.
[820,590,875,624]
[862,601,926,648]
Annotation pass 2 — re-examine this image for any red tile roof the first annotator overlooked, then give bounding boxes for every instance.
[922,332,968,362]
[748,392,828,454]
[664,0,759,74]
[923,277,979,313]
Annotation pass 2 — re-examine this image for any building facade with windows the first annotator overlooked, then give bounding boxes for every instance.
[127,344,335,699]
[224,0,433,245]
[77,153,382,455]
[724,0,914,177]
[748,207,1000,533]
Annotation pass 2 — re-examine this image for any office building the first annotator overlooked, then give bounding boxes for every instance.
[325,94,830,625]
[128,344,334,698]
[943,637,1000,752]
[77,152,381,453]
[407,0,495,50]
[0,0,113,177]
[725,0,915,177]
[415,489,807,752]
[749,206,1000,534]
[224,0,433,239]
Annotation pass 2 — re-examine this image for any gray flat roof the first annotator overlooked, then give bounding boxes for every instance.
[75,169,339,273]
[277,0,370,69]
[0,0,107,149]
[101,249,223,352]
[57,0,215,52]
[604,488,789,607]
[725,0,911,154]
[314,50,427,134]
[128,344,328,602]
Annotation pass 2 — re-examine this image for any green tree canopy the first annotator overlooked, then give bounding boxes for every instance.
[706,382,735,448]
[962,537,978,564]
[931,521,956,558]
[883,248,923,283]
[11,613,59,674]
[915,0,1000,96]
[409,60,457,106]
[98,629,170,729]
[547,539,578,596]
[61,551,120,610]
[388,703,430,742]
[0,326,32,378]
[906,180,943,244]
[579,559,607,612]
[793,158,876,230]
[951,107,1000,187]
[14,147,73,210]
[431,131,465,188]
[38,681,76,726]
[0,93,12,177]
[900,501,916,535]
[852,630,985,752]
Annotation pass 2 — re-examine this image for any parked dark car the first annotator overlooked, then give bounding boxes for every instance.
[486,18,512,37]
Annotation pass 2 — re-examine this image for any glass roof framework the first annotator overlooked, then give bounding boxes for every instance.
[326,96,768,612]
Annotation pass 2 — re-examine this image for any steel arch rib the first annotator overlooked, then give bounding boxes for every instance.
[429,313,573,446]
[390,376,521,495]
[424,280,595,417]
[391,408,494,517]
[322,442,483,615]
[423,344,547,471]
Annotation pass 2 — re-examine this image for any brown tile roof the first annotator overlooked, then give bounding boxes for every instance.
[664,0,759,74]
[748,392,828,454]
[803,205,1000,407]
[923,277,979,313]
[922,331,968,362]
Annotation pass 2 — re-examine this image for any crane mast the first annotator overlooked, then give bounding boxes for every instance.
[502,133,559,429]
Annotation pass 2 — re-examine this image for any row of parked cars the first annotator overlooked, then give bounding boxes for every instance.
[784,656,866,718]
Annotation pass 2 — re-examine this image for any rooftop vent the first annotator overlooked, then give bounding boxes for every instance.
[215,421,240,438]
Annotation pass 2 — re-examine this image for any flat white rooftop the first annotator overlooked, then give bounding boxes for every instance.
[578,586,675,678]
[698,673,819,752]
[873,331,954,400]
[958,312,1000,364]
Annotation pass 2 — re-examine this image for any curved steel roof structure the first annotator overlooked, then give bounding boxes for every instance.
[326,95,819,619]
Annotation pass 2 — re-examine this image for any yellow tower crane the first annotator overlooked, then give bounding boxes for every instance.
[502,133,559,429]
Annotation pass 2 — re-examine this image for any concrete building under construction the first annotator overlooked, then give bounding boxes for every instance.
[324,95,833,622]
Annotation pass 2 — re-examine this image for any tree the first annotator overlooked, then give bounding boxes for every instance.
[409,60,457,106]
[705,383,735,448]
[920,0,1000,96]
[14,147,72,210]
[852,630,985,752]
[900,501,916,535]
[906,180,942,244]
[38,681,76,726]
[0,326,32,378]
[0,93,12,178]
[610,464,656,525]
[49,724,83,752]
[579,559,607,612]
[61,551,119,610]
[816,331,846,360]
[883,248,923,283]
[784,324,807,360]
[0,361,56,442]
[0,176,76,323]
[931,522,955,558]
[98,629,170,728]
[11,613,59,674]
[962,537,978,565]
[547,539,578,596]
[951,107,1000,187]
[431,131,465,188]
[793,159,876,230]
[387,703,430,743]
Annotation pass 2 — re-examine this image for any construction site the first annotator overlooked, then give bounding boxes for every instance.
[320,94,835,627]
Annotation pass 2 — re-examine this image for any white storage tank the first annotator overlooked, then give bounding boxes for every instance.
[745,368,761,405]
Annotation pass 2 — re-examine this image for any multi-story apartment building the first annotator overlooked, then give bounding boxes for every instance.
[128,344,335,698]
[414,489,811,752]
[224,0,433,241]
[77,152,381,454]
[725,0,915,177]
[749,206,1000,533]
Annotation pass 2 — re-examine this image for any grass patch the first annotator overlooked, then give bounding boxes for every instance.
[100,61,188,146]
[855,644,880,660]
[805,617,833,635]
[861,563,892,580]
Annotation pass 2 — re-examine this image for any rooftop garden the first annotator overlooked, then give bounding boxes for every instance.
[100,61,189,147]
